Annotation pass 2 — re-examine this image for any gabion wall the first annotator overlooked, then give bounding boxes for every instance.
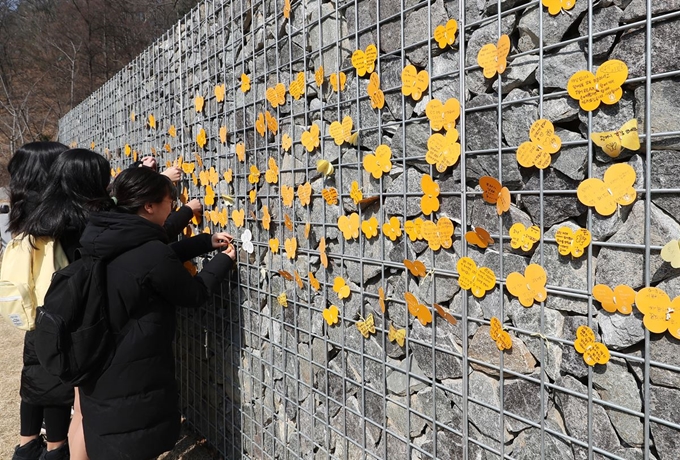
[59,0,680,458]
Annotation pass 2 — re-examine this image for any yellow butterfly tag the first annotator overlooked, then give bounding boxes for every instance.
[590,119,640,158]
[356,314,376,338]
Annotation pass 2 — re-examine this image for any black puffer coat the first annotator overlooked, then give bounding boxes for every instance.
[77,211,232,460]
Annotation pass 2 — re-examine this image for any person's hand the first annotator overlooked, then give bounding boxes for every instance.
[161,166,182,182]
[186,199,202,215]
[212,232,233,249]
[222,243,237,261]
[140,156,157,170]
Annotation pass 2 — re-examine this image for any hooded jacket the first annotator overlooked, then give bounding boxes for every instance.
[76,211,232,460]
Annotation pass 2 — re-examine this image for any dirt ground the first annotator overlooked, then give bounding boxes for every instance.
[0,319,216,459]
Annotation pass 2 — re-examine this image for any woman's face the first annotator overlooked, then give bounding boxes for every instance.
[143,195,175,226]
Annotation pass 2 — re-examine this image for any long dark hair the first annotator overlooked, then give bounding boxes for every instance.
[23,149,113,239]
[7,142,67,234]
[110,167,177,214]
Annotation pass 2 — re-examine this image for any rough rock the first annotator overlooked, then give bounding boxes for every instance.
[542,42,588,90]
[503,374,549,433]
[578,5,624,58]
[551,128,588,181]
[597,309,646,351]
[522,169,586,229]
[510,421,575,460]
[518,1,588,51]
[635,79,680,152]
[468,325,537,376]
[501,89,538,148]
[649,385,680,460]
[468,371,512,442]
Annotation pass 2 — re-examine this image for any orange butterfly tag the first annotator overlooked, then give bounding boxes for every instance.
[457,257,496,298]
[593,284,635,315]
[255,112,266,137]
[543,0,576,15]
[277,292,288,308]
[574,325,610,366]
[130,111,136,122]
[195,95,205,112]
[420,175,440,215]
[476,35,511,79]
[240,73,251,93]
[567,60,628,111]
[124,144,132,157]
[219,126,228,144]
[490,317,512,350]
[248,188,256,204]
[181,162,195,174]
[636,287,680,339]
[404,218,424,241]
[367,72,385,110]
[265,111,278,134]
[421,217,454,251]
[148,114,156,129]
[132,150,138,162]
[403,259,427,277]
[329,72,347,92]
[433,19,458,49]
[378,287,386,314]
[404,292,433,326]
[321,187,338,206]
[199,170,209,187]
[315,66,324,87]
[329,116,354,146]
[338,213,360,240]
[401,65,428,101]
[577,163,636,216]
[214,84,225,102]
[352,44,378,77]
[294,270,304,289]
[224,169,233,183]
[191,172,198,186]
[269,238,280,253]
[265,158,279,184]
[168,125,177,137]
[205,186,216,206]
[235,142,246,162]
[426,130,461,173]
[297,182,312,206]
[465,227,494,249]
[661,240,680,268]
[426,98,460,132]
[356,314,376,338]
[195,152,204,169]
[382,216,402,241]
[304,222,311,239]
[248,165,261,184]
[317,159,334,176]
[164,143,172,153]
[349,181,363,204]
[318,237,328,268]
[333,277,351,299]
[309,272,320,291]
[281,133,293,151]
[388,324,406,347]
[479,176,511,215]
[218,208,227,227]
[231,209,245,228]
[363,144,392,179]
[361,216,379,239]
[283,215,293,232]
[281,185,294,207]
[323,305,340,326]
[261,206,271,230]
[591,119,640,159]
[184,261,198,276]
[509,223,541,252]
[506,264,548,307]
[434,303,457,325]
[289,72,305,100]
[555,226,591,258]
[301,123,320,152]
[285,237,297,260]
[208,167,219,186]
[266,83,286,108]
[516,119,561,169]
[278,269,294,281]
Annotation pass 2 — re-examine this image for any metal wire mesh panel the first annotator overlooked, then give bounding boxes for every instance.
[58,0,680,458]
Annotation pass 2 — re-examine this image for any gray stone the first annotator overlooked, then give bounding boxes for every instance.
[465,150,523,190]
[468,371,512,442]
[410,319,464,380]
[431,53,463,102]
[467,198,534,249]
[581,92,637,163]
[598,309,646,350]
[555,375,621,460]
[446,290,485,345]
[482,250,528,279]
[551,128,588,181]
[468,325,537,376]
[510,421,575,460]
[645,274,680,387]
[383,168,425,218]
[635,79,680,152]
[465,93,500,153]
[649,150,680,219]
[650,385,680,460]
[622,0,680,23]
[492,53,538,94]
[403,1,449,67]
[522,169,586,228]
[544,96,580,124]
[386,356,429,396]
[307,1,351,76]
[542,42,588,90]
[415,248,460,304]
[386,395,426,437]
[389,121,429,164]
[518,1,589,51]
[596,201,680,288]
[610,17,680,78]
[504,374,549,432]
[593,357,644,446]
[578,5,624,58]
[501,89,538,148]
[370,0,423,56]
[410,384,459,430]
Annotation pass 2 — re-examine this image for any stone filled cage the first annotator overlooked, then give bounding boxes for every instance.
[58,0,680,458]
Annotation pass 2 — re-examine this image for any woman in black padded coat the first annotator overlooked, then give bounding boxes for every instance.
[76,167,236,460]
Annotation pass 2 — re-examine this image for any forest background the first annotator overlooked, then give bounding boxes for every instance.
[0,0,201,184]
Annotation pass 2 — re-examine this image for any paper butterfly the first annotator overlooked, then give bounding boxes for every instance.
[351,44,377,77]
[281,185,294,207]
[249,189,257,204]
[147,114,156,129]
[233,142,245,162]
[323,305,340,326]
[309,272,320,291]
[567,59,628,111]
[433,19,458,49]
[593,284,635,315]
[196,129,207,148]
[367,72,385,109]
[465,227,494,249]
[555,227,591,258]
[404,259,426,277]
[426,130,461,173]
[265,111,278,134]
[509,223,541,252]
[382,216,402,242]
[425,98,460,132]
[321,187,338,205]
[304,222,311,239]
[181,162,195,174]
[457,257,496,298]
[401,65,428,101]
[297,182,312,206]
[283,213,293,231]
[404,292,433,326]
[356,314,376,338]
[219,126,227,144]
[269,238,280,253]
[420,174,440,215]
[255,112,267,136]
[329,116,357,146]
[168,125,177,137]
[315,66,324,87]
[124,144,132,157]
[194,95,204,112]
[388,324,406,347]
[577,163,636,216]
[361,216,379,239]
[240,74,251,93]
[248,165,260,184]
[378,287,386,314]
[232,209,245,228]
[266,83,286,108]
[349,181,363,204]
[434,303,457,325]
[283,0,291,18]
[338,213,360,240]
[130,111,135,121]
[194,153,204,168]
[318,237,328,268]
[422,217,454,251]
[317,159,334,177]
[542,0,576,15]
[506,264,548,307]
[476,35,510,79]
[205,186,217,206]
[277,292,288,308]
[363,144,392,179]
[241,229,254,254]
[574,325,610,366]
[214,84,225,102]
[591,119,640,159]
[636,287,680,339]
[294,270,304,289]
[278,270,294,281]
[333,277,351,299]
[289,72,305,100]
[516,119,561,169]
[284,237,297,260]
[661,240,680,268]
[404,218,424,242]
[265,158,279,184]
[490,317,512,351]
[301,123,320,152]
[329,72,347,92]
[261,206,271,230]
[479,176,511,215]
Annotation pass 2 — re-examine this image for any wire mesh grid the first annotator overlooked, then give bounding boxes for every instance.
[58,0,680,458]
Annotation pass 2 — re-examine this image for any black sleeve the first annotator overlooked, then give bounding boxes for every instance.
[163,206,194,241]
[60,228,83,263]
[169,233,214,262]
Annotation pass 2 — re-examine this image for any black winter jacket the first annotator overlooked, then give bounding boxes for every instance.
[77,211,232,460]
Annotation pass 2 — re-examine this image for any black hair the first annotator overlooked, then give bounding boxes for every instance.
[7,142,67,234]
[22,149,112,238]
[110,167,177,215]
